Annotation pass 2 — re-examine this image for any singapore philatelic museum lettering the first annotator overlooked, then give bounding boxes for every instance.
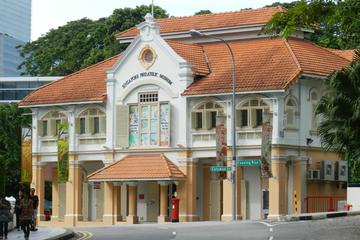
[122,72,173,89]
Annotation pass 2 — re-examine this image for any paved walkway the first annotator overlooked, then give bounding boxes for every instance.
[6,227,67,240]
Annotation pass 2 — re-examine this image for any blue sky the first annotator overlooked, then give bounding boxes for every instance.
[31,0,293,41]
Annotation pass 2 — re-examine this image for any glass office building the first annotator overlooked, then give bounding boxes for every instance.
[0,77,62,103]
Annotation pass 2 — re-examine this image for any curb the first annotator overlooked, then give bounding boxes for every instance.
[45,228,75,240]
[275,210,360,222]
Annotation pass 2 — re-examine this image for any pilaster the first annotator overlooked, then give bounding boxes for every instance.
[51,167,59,222]
[268,159,288,218]
[64,154,83,226]
[31,155,45,221]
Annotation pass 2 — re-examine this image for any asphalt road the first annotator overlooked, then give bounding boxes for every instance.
[74,215,360,240]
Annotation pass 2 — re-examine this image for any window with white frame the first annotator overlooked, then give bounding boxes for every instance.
[310,89,319,130]
[236,99,270,128]
[285,98,297,128]
[191,102,224,130]
[38,111,67,137]
[128,92,170,147]
[76,108,106,135]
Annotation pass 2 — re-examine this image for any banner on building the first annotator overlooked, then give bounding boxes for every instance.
[261,121,273,178]
[57,123,69,182]
[21,128,32,183]
[216,114,227,180]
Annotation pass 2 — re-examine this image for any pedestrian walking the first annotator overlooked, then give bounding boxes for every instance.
[29,188,38,231]
[0,193,11,239]
[19,191,33,240]
[15,190,23,231]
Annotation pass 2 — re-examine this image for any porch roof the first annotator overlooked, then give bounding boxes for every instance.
[87,154,185,182]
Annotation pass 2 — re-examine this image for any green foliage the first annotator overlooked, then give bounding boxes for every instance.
[261,0,360,50]
[265,1,300,9]
[0,104,31,195]
[194,10,212,15]
[18,5,168,76]
[316,51,360,183]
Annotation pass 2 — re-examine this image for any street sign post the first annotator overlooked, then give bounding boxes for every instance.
[236,159,261,167]
[210,166,232,172]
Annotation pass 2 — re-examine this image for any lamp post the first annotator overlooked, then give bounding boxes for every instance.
[189,29,237,221]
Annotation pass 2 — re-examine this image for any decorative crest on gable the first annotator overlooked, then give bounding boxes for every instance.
[137,13,160,42]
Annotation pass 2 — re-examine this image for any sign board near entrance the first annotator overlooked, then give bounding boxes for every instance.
[236,159,261,167]
[210,166,232,172]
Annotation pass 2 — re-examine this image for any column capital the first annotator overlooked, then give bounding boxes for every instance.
[126,182,138,187]
[158,181,169,186]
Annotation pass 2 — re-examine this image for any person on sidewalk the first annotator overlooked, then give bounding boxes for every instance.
[0,193,11,239]
[19,191,33,240]
[15,190,23,231]
[29,188,38,231]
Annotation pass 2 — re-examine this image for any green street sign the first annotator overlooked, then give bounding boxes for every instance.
[210,166,232,172]
[236,159,261,167]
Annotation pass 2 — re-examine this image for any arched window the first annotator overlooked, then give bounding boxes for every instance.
[77,108,106,135]
[39,111,67,137]
[285,98,297,128]
[236,99,270,128]
[191,102,224,130]
[310,89,319,130]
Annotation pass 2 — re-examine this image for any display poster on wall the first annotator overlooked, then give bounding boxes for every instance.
[261,121,273,178]
[21,128,32,183]
[160,103,170,146]
[129,106,139,146]
[216,114,227,180]
[57,123,69,182]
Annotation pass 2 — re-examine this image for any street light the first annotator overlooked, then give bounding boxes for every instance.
[189,29,237,221]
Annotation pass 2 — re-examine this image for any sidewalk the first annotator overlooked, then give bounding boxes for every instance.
[270,210,360,222]
[6,227,74,240]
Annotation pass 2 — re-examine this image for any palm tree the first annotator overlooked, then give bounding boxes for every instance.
[316,50,360,183]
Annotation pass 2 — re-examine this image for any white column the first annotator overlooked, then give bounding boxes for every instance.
[106,75,116,148]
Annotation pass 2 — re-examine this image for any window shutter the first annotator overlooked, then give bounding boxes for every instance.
[38,120,44,137]
[191,112,197,129]
[263,109,270,123]
[88,117,95,134]
[287,109,294,126]
[204,111,212,130]
[311,103,318,129]
[49,119,56,136]
[75,118,80,134]
[116,105,129,148]
[236,110,241,128]
[250,109,257,128]
[99,116,106,134]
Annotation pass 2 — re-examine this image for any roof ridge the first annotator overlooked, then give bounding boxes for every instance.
[87,155,126,179]
[322,47,353,62]
[283,38,302,71]
[20,53,122,105]
[161,154,173,177]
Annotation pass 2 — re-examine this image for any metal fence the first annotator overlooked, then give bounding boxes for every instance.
[305,196,347,213]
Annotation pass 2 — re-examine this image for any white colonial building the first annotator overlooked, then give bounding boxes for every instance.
[19,7,353,227]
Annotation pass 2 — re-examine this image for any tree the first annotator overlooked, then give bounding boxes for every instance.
[265,1,299,9]
[316,51,360,183]
[0,104,31,195]
[195,10,212,15]
[261,0,360,50]
[18,5,168,76]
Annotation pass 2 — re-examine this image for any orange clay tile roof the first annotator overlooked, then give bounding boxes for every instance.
[19,37,351,106]
[167,40,210,75]
[182,37,350,95]
[87,154,185,181]
[116,7,286,39]
[18,54,122,107]
[324,48,356,61]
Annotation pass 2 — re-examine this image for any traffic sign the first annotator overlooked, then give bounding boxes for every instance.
[236,159,261,167]
[210,166,232,172]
